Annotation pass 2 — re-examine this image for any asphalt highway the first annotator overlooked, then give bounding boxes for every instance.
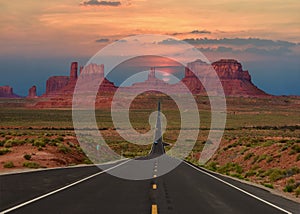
[0,159,299,214]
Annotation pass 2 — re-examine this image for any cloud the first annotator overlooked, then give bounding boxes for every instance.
[190,30,211,34]
[216,46,233,52]
[95,38,110,43]
[198,46,294,56]
[171,29,211,36]
[183,38,297,47]
[117,39,127,42]
[82,0,121,7]
[181,37,300,56]
[157,38,180,45]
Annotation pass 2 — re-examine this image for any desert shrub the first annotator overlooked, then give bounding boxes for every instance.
[67,142,75,148]
[23,154,32,160]
[250,138,259,144]
[252,156,259,164]
[42,138,50,144]
[217,163,243,175]
[245,143,252,147]
[58,144,70,154]
[267,169,284,182]
[284,185,294,192]
[285,167,300,176]
[0,140,5,146]
[262,140,274,147]
[227,141,241,149]
[4,139,24,147]
[3,161,14,168]
[76,147,84,153]
[295,186,300,197]
[235,165,243,174]
[245,170,256,177]
[251,165,260,170]
[280,145,289,152]
[244,152,254,161]
[279,139,288,143]
[25,138,34,144]
[0,148,11,155]
[257,169,265,177]
[32,139,46,147]
[231,173,244,179]
[56,136,64,142]
[289,145,300,155]
[4,140,13,148]
[23,161,40,169]
[266,156,273,163]
[207,162,218,171]
[240,147,249,155]
[263,183,274,189]
[257,154,267,163]
[296,154,300,162]
[83,158,93,164]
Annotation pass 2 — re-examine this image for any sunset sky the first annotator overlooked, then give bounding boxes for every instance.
[0,0,299,95]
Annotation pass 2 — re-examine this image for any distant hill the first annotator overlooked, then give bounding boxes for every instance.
[0,86,21,98]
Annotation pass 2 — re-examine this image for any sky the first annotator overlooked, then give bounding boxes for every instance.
[0,0,299,96]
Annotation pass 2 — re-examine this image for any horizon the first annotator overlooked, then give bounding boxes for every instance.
[1,55,299,97]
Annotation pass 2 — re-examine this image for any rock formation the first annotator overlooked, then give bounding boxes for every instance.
[27,85,38,98]
[123,67,169,93]
[179,59,269,97]
[212,59,251,81]
[36,62,117,108]
[213,59,267,96]
[45,76,69,96]
[35,59,269,108]
[0,86,20,98]
[70,62,78,82]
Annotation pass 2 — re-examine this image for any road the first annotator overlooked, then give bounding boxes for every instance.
[0,102,299,213]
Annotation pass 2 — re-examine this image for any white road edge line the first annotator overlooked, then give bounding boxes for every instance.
[184,161,293,214]
[0,159,131,214]
[0,158,129,176]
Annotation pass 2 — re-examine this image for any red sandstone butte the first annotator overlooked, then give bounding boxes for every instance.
[212,59,268,97]
[36,62,116,108]
[180,59,269,97]
[45,76,69,96]
[27,85,38,98]
[0,86,20,98]
[35,59,270,108]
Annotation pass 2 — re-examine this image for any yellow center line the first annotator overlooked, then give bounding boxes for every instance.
[152,184,157,190]
[151,204,158,214]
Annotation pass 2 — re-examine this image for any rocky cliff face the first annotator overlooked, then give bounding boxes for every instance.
[44,62,79,96]
[212,59,251,81]
[70,62,78,82]
[182,59,268,97]
[45,76,69,96]
[36,62,116,108]
[27,85,38,98]
[0,86,20,98]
